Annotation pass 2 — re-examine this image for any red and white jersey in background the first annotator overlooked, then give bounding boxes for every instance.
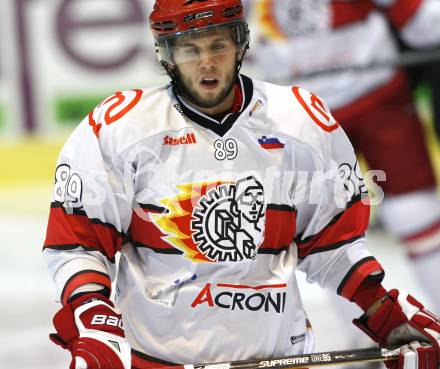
[43,75,383,364]
[252,0,440,111]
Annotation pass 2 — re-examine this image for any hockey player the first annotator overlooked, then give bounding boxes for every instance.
[252,0,440,314]
[43,1,440,369]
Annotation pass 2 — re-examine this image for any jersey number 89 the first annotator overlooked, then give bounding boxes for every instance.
[214,139,238,161]
[54,164,83,208]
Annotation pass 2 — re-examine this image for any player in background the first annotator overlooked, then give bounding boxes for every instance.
[251,0,440,314]
[43,1,440,369]
[406,51,440,141]
[420,59,440,140]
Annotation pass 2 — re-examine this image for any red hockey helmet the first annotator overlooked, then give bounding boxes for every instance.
[149,0,249,65]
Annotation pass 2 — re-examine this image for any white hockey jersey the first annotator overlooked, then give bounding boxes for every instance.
[43,75,383,365]
[252,0,440,111]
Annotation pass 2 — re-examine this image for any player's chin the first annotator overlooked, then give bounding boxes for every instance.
[196,91,223,107]
[198,97,221,108]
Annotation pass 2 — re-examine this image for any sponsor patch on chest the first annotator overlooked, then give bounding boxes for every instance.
[163,133,197,146]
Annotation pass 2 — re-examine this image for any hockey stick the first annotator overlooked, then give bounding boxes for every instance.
[271,48,440,82]
[156,346,400,369]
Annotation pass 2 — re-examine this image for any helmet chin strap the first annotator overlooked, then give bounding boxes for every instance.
[162,61,184,96]
[236,43,249,74]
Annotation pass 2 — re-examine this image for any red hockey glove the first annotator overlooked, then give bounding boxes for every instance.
[49,293,131,369]
[354,290,440,369]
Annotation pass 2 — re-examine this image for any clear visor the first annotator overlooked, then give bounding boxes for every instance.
[156,20,249,65]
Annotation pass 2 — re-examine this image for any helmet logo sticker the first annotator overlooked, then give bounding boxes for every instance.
[183,0,209,6]
[184,11,214,22]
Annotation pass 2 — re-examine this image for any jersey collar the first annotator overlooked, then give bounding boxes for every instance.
[173,74,253,137]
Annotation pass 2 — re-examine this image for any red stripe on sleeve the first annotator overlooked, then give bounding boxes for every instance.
[340,259,384,299]
[297,200,370,258]
[259,207,297,251]
[61,271,111,305]
[385,0,423,29]
[44,205,124,260]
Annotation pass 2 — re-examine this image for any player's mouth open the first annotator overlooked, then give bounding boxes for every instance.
[200,78,219,90]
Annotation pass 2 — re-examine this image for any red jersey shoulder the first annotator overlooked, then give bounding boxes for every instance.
[88,89,143,138]
[291,86,340,133]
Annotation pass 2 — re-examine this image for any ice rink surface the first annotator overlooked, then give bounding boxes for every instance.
[0,195,435,369]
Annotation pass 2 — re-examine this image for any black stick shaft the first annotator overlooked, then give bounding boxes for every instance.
[181,347,401,369]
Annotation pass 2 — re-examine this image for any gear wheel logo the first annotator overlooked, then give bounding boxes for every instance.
[191,176,266,262]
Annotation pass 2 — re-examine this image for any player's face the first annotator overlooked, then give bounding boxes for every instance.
[172,28,239,113]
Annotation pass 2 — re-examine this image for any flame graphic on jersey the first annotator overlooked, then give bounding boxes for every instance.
[151,181,227,263]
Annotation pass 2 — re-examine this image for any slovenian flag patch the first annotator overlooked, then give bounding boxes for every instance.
[258,136,285,149]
